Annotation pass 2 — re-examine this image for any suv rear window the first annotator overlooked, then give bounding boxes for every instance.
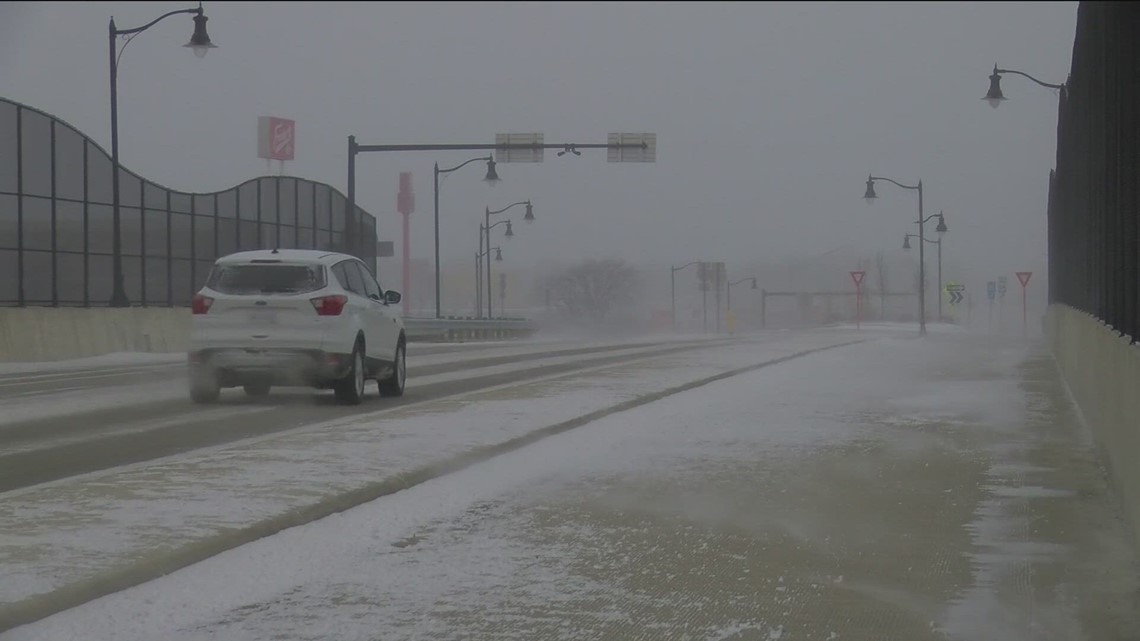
[206,263,326,295]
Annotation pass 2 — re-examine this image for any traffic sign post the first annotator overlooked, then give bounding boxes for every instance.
[997,276,1008,331]
[850,271,866,329]
[987,280,997,333]
[1016,271,1032,335]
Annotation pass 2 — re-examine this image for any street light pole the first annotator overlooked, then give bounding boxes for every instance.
[864,175,929,335]
[477,245,503,316]
[108,3,215,307]
[906,226,944,321]
[484,201,531,319]
[917,183,926,335]
[670,262,700,332]
[480,218,514,319]
[431,156,497,319]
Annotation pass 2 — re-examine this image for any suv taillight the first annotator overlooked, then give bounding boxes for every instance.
[191,294,214,315]
[311,294,348,316]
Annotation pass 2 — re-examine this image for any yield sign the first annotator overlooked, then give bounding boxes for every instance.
[850,271,866,287]
[1016,271,1033,287]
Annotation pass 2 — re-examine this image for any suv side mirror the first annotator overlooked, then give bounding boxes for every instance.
[384,290,402,305]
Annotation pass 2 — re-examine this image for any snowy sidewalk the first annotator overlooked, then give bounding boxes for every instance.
[6,331,1139,641]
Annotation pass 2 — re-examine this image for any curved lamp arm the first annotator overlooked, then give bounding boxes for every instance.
[114,7,200,36]
[996,66,1065,90]
[672,261,701,273]
[871,176,920,191]
[111,6,203,69]
[906,233,940,245]
[440,155,492,175]
[488,200,530,216]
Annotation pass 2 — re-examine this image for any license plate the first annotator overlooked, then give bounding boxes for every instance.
[249,310,277,324]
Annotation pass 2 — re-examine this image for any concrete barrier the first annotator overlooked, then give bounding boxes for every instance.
[0,309,538,362]
[1046,304,1140,548]
[0,308,191,362]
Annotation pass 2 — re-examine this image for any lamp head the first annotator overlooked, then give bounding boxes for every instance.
[484,157,500,183]
[984,66,1006,109]
[183,10,217,58]
[864,175,877,204]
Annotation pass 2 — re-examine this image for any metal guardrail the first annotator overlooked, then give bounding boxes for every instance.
[403,317,535,342]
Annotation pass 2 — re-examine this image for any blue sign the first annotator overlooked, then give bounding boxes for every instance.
[987,281,996,301]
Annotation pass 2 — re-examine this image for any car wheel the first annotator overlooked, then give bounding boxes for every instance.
[190,370,221,404]
[334,342,366,405]
[378,341,406,398]
[243,382,271,397]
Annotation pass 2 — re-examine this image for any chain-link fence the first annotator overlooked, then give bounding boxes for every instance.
[0,97,377,307]
[1048,2,1139,341]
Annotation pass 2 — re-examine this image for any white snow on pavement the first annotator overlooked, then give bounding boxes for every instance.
[0,333,855,607]
[2,331,1033,641]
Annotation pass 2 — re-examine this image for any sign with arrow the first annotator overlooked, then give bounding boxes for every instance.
[945,282,965,307]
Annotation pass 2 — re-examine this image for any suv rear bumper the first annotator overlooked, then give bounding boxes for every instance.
[189,348,352,388]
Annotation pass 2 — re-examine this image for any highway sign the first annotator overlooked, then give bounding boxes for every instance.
[494,133,544,163]
[698,261,724,292]
[998,276,1008,298]
[987,281,996,301]
[607,133,657,163]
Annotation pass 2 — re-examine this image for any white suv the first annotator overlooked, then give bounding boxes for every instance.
[188,249,406,405]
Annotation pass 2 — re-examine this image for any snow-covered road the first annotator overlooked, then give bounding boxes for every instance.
[5,328,1136,641]
[0,330,854,621]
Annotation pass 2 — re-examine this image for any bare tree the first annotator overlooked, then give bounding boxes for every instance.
[546,258,638,323]
[875,250,888,320]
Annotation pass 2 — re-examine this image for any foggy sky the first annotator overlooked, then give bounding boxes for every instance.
[0,1,1076,290]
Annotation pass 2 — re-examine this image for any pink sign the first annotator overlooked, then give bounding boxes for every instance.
[257,116,295,161]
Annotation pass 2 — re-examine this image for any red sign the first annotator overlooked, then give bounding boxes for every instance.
[257,116,295,161]
[397,172,414,215]
[850,271,866,287]
[1016,271,1032,287]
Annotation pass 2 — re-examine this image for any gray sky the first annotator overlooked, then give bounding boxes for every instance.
[0,1,1077,288]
